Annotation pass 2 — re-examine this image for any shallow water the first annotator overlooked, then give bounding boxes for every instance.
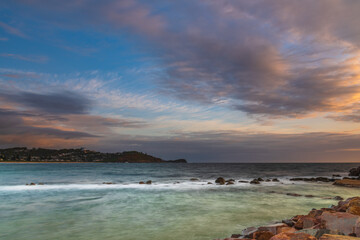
[0,163,359,240]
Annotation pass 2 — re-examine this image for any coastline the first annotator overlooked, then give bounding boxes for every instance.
[218,196,360,240]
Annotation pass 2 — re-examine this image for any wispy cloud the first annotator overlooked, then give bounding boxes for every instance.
[0,53,48,63]
[0,21,28,38]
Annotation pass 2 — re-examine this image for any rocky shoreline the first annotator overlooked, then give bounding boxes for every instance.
[217,197,360,240]
[216,167,360,240]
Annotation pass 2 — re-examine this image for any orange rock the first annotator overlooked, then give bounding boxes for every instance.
[319,234,360,240]
[254,231,274,240]
[347,205,360,216]
[278,227,296,234]
[270,232,316,240]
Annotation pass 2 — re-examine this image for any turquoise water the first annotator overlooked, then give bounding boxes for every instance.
[1,163,360,240]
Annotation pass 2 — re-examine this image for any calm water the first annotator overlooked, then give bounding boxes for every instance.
[1,163,360,240]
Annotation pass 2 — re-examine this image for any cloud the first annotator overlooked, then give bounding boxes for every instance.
[88,131,360,162]
[1,91,92,115]
[0,21,28,38]
[0,53,48,63]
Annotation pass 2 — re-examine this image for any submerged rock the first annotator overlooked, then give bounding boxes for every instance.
[238,180,249,183]
[215,177,226,185]
[146,180,152,184]
[102,182,114,184]
[190,178,199,181]
[139,181,145,184]
[272,178,280,182]
[250,179,261,184]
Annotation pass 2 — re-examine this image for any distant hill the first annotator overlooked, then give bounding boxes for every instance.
[0,147,187,163]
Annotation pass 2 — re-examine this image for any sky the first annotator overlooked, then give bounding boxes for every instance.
[1,0,360,162]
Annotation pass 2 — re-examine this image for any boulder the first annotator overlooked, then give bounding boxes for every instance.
[320,211,359,235]
[278,227,296,234]
[347,205,360,216]
[349,167,360,177]
[139,181,145,184]
[320,234,359,240]
[250,179,261,184]
[239,180,249,183]
[282,219,295,227]
[258,223,288,235]
[269,232,316,240]
[307,209,323,218]
[254,231,274,240]
[146,180,152,184]
[216,177,226,185]
[242,226,258,238]
[207,182,213,184]
[258,178,264,182]
[272,178,280,182]
[333,180,360,188]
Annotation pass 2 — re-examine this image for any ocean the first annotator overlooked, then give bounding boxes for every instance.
[1,163,360,240]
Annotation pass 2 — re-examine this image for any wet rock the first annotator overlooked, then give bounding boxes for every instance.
[216,177,226,185]
[266,179,271,182]
[272,178,280,182]
[278,227,296,234]
[258,223,287,235]
[139,181,145,184]
[207,182,213,184]
[254,231,274,240]
[286,193,302,197]
[282,219,295,227]
[230,234,242,238]
[250,179,261,184]
[190,178,199,181]
[239,180,249,183]
[333,179,360,188]
[258,178,264,182]
[305,195,315,198]
[146,180,152,184]
[349,167,360,177]
[334,196,344,201]
[102,182,114,184]
[307,209,323,218]
[320,211,360,235]
[269,232,316,240]
[226,181,234,185]
[242,226,258,238]
[26,183,36,186]
[38,182,44,185]
[319,234,358,240]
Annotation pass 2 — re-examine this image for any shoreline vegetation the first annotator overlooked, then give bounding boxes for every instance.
[0,147,187,163]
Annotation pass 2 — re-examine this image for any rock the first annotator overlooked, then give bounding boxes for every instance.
[333,179,360,188]
[302,216,318,229]
[216,177,226,185]
[334,197,360,212]
[272,178,280,182]
[226,181,234,185]
[258,178,264,182]
[239,180,249,183]
[349,167,360,177]
[231,234,242,238]
[334,196,344,201]
[258,223,288,235]
[320,211,360,235]
[314,230,345,239]
[266,179,272,182]
[254,231,274,240]
[146,180,152,184]
[333,175,342,178]
[102,182,114,184]
[139,181,145,184]
[347,205,360,216]
[305,195,315,198]
[242,226,258,238]
[286,193,302,197]
[38,182,44,185]
[226,179,235,182]
[250,179,261,184]
[190,178,199,181]
[28,183,36,186]
[295,229,318,237]
[207,182,213,184]
[307,209,323,218]
[319,234,359,240]
[282,219,295,227]
[269,232,316,240]
[278,227,296,234]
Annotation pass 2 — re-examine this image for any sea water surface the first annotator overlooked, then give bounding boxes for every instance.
[1,163,360,240]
